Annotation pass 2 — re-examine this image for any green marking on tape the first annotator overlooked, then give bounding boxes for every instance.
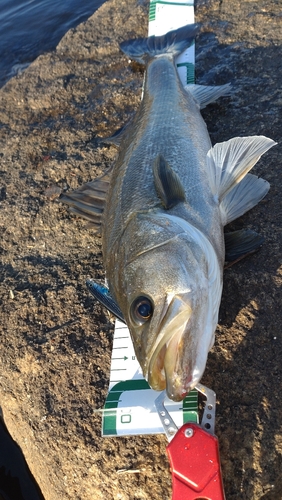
[110,379,150,393]
[150,0,194,6]
[103,380,198,435]
[149,0,194,21]
[183,388,198,423]
[103,416,116,435]
[176,60,195,84]
[103,380,150,435]
[149,2,157,21]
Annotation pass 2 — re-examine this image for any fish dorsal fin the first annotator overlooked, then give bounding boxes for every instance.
[206,135,276,202]
[224,229,264,262]
[60,167,112,233]
[153,154,186,209]
[185,83,231,109]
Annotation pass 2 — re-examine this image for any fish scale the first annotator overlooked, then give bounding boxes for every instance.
[103,61,222,307]
[108,59,213,243]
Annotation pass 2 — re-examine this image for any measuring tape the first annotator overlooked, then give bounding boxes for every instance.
[102,0,197,437]
[103,323,198,436]
[149,0,195,85]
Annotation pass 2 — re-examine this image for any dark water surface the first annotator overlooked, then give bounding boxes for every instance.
[0,414,45,500]
[0,0,106,87]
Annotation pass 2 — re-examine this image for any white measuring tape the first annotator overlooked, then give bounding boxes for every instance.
[102,0,197,437]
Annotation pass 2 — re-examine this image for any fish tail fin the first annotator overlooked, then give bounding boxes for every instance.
[120,23,200,64]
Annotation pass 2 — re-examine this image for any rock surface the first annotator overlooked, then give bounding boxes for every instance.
[0,0,281,498]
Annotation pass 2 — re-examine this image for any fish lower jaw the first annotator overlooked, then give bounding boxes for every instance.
[147,366,199,402]
[165,371,200,402]
[146,344,167,392]
[146,334,200,402]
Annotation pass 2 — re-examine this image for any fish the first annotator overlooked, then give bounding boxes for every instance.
[61,24,276,401]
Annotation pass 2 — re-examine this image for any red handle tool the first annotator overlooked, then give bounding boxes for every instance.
[167,422,225,499]
[155,384,226,500]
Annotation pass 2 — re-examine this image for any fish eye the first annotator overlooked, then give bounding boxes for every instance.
[130,296,153,325]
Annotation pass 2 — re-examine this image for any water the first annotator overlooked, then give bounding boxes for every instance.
[0,1,107,496]
[1,0,106,494]
[0,0,105,87]
[0,0,108,500]
[0,413,45,500]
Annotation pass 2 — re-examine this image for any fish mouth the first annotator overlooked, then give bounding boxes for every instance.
[146,294,197,401]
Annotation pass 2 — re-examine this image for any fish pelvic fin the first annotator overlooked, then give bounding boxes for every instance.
[206,135,276,224]
[60,168,112,233]
[120,23,200,65]
[224,229,264,262]
[185,83,232,109]
[153,154,186,209]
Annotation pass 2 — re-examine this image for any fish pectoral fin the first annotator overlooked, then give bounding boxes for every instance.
[98,119,134,148]
[207,135,276,201]
[60,168,112,232]
[185,83,231,109]
[86,279,125,323]
[220,173,270,225]
[153,154,186,209]
[224,229,264,262]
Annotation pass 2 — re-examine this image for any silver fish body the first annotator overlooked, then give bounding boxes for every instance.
[103,52,224,399]
[104,59,224,255]
[61,25,276,401]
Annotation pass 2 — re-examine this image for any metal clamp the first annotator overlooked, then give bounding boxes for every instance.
[155,385,225,500]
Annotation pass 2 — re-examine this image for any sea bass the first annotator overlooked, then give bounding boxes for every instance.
[61,24,275,401]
